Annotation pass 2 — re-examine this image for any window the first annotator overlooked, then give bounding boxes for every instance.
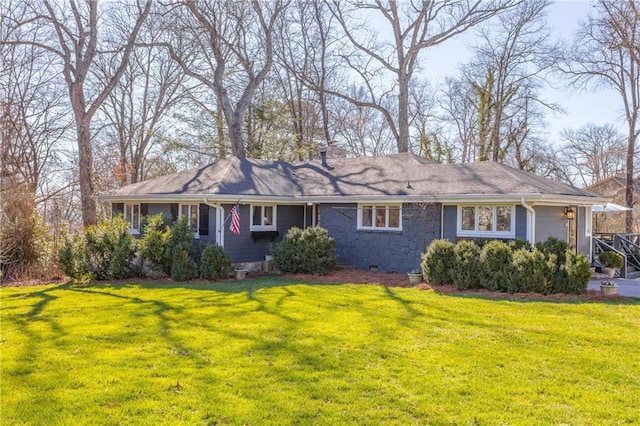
[180,204,199,236]
[457,205,514,237]
[250,205,277,230]
[358,204,402,230]
[124,203,140,233]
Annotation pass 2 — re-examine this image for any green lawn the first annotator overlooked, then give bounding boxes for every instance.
[1,278,639,425]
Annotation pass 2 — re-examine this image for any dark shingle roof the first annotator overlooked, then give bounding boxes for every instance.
[101,154,600,200]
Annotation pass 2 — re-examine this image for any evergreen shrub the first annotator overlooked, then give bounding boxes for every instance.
[171,245,197,281]
[57,216,137,281]
[140,214,194,277]
[480,240,514,292]
[273,227,337,274]
[421,239,455,285]
[557,250,591,294]
[199,245,233,280]
[453,240,482,290]
[510,248,554,294]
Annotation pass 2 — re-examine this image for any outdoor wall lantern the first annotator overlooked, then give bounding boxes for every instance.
[564,207,575,220]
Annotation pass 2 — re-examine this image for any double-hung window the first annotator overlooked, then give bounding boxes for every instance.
[180,204,199,236]
[250,205,277,231]
[458,205,514,237]
[124,203,140,233]
[358,204,402,230]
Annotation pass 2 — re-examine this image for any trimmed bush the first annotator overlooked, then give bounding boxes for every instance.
[139,214,172,274]
[453,240,482,290]
[510,248,554,294]
[557,250,591,294]
[480,240,514,292]
[171,245,197,281]
[140,214,194,277]
[57,237,87,280]
[57,216,137,281]
[273,226,337,274]
[421,236,591,295]
[535,237,569,267]
[82,216,137,280]
[508,239,532,252]
[421,239,455,285]
[199,245,233,280]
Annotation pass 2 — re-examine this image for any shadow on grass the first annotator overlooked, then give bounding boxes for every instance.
[426,287,640,306]
[76,275,323,293]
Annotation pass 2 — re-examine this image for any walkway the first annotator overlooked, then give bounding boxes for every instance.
[588,277,640,298]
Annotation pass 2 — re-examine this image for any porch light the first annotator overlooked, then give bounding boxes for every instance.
[564,207,575,220]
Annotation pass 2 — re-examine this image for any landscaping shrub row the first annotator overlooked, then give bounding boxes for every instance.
[58,215,233,282]
[57,217,338,282]
[421,237,591,294]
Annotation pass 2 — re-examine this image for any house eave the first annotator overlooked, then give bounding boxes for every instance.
[97,192,610,206]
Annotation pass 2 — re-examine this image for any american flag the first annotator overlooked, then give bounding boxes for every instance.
[229,202,240,235]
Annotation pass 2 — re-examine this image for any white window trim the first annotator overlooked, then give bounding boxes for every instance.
[357,204,403,231]
[456,204,516,238]
[179,203,200,238]
[124,203,140,234]
[250,204,277,231]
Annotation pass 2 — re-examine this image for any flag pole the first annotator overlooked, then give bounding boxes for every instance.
[218,199,241,233]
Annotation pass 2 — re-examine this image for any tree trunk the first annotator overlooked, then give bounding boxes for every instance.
[625,129,636,232]
[76,120,96,227]
[397,73,410,153]
[228,113,246,158]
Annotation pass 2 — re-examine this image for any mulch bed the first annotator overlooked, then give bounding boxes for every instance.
[283,269,624,302]
[3,269,626,301]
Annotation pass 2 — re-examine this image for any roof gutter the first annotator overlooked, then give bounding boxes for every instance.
[520,197,536,247]
[96,192,610,206]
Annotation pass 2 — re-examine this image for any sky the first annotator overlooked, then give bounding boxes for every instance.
[418,0,622,148]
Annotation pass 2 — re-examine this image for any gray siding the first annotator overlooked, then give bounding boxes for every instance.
[319,203,441,273]
[534,206,567,244]
[442,205,457,241]
[223,204,305,263]
[515,206,527,241]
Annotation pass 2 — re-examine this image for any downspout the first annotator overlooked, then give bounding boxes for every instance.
[520,198,535,247]
[204,197,224,247]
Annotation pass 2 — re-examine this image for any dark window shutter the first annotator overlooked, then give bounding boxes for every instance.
[199,204,209,236]
[113,203,124,216]
[140,203,149,217]
[170,203,179,221]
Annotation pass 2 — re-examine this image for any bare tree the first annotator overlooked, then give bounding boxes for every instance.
[325,0,520,153]
[558,124,626,187]
[463,0,557,164]
[273,0,338,161]
[97,16,193,187]
[439,77,479,163]
[160,0,287,158]
[332,86,396,157]
[560,1,639,232]
[4,0,152,226]
[1,16,70,201]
